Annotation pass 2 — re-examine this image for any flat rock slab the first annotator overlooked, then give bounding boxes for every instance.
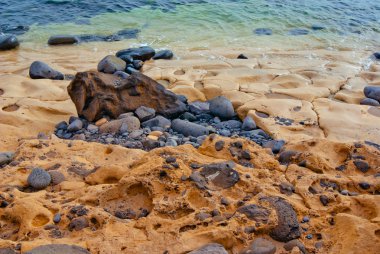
[67,71,187,121]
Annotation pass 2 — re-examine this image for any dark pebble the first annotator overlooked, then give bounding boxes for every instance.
[319,195,329,206]
[0,34,19,50]
[353,160,370,173]
[237,54,248,59]
[153,50,174,60]
[359,182,370,190]
[215,140,225,151]
[53,213,61,224]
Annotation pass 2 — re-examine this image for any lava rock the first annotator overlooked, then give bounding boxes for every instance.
[171,119,209,137]
[67,119,83,132]
[0,34,19,50]
[243,238,276,254]
[242,116,256,131]
[209,96,235,119]
[116,46,155,61]
[0,152,14,167]
[25,244,90,254]
[188,243,228,254]
[97,55,126,74]
[360,98,380,106]
[27,168,51,189]
[153,50,174,60]
[263,140,285,154]
[364,86,380,102]
[48,35,80,45]
[53,213,61,224]
[177,94,188,104]
[265,197,301,242]
[254,28,273,35]
[67,71,187,121]
[99,117,140,134]
[29,61,64,80]
[135,106,156,121]
[141,116,171,129]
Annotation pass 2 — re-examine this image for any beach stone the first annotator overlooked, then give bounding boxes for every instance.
[87,124,98,133]
[0,34,19,50]
[68,217,89,231]
[237,54,248,59]
[360,98,380,106]
[171,119,209,137]
[215,140,225,151]
[118,112,134,119]
[48,35,80,45]
[27,168,51,189]
[0,152,14,167]
[153,50,174,60]
[97,55,126,74]
[141,116,171,129]
[188,243,228,254]
[284,240,307,254]
[29,61,64,80]
[311,25,325,30]
[129,130,144,139]
[278,150,299,165]
[244,238,276,254]
[263,140,285,154]
[364,86,380,102]
[0,247,17,254]
[55,121,68,130]
[209,96,235,119]
[113,71,129,79]
[116,46,155,61]
[242,116,256,131]
[265,197,301,242]
[200,162,239,189]
[373,52,380,60]
[125,66,139,74]
[68,71,186,121]
[237,205,270,223]
[359,182,370,190]
[135,106,155,121]
[353,160,370,173]
[289,29,309,35]
[189,101,210,115]
[49,170,65,185]
[215,120,242,130]
[132,60,144,70]
[25,244,90,254]
[67,119,83,132]
[177,94,188,104]
[180,112,197,122]
[319,195,329,206]
[99,117,140,134]
[254,28,272,35]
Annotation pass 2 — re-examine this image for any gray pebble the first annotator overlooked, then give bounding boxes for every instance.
[27,168,51,189]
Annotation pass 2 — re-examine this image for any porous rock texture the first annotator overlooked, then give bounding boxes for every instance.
[67,71,187,122]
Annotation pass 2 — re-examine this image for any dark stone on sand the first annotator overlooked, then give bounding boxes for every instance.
[237,54,248,59]
[141,116,171,129]
[55,121,68,130]
[263,140,285,154]
[165,156,176,163]
[353,160,370,173]
[68,217,89,231]
[360,98,380,106]
[132,60,144,70]
[200,162,239,189]
[241,150,251,160]
[172,119,209,137]
[289,28,309,35]
[135,106,155,121]
[264,197,301,242]
[279,182,295,196]
[311,25,325,30]
[97,55,126,74]
[189,101,210,115]
[67,71,187,121]
[243,238,276,254]
[25,244,90,254]
[254,28,272,35]
[364,86,380,102]
[177,94,188,104]
[372,52,380,60]
[242,116,256,131]
[27,168,51,189]
[153,50,174,60]
[215,120,242,130]
[195,212,211,221]
[180,112,197,122]
[29,61,64,80]
[115,209,136,219]
[67,119,83,132]
[0,152,15,167]
[113,71,129,79]
[0,34,19,50]
[116,46,155,61]
[215,140,225,151]
[48,35,80,45]
[278,150,299,165]
[99,117,140,134]
[284,239,307,254]
[188,243,228,254]
[237,204,270,223]
[359,182,370,190]
[53,213,61,224]
[319,195,329,206]
[209,96,235,119]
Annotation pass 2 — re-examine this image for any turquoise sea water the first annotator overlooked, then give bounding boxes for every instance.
[1,0,380,50]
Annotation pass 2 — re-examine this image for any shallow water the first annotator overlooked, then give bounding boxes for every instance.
[1,0,380,50]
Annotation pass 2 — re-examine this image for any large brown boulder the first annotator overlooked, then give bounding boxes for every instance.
[67,71,187,121]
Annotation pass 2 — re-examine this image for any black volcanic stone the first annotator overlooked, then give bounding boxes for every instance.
[48,35,80,45]
[116,46,155,61]
[237,54,248,59]
[29,61,64,80]
[153,50,174,60]
[0,34,19,50]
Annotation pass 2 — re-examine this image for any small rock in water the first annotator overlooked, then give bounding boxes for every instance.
[289,28,309,35]
[135,106,156,121]
[141,116,171,129]
[172,119,209,137]
[360,98,380,106]
[242,116,256,131]
[311,25,325,30]
[364,86,380,102]
[153,50,174,60]
[237,54,248,59]
[116,46,156,61]
[243,237,276,254]
[372,52,380,60]
[48,35,80,45]
[97,55,126,74]
[29,61,64,80]
[188,243,228,254]
[0,34,19,50]
[254,28,273,35]
[67,119,83,132]
[0,152,15,167]
[27,168,51,189]
[209,96,235,119]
